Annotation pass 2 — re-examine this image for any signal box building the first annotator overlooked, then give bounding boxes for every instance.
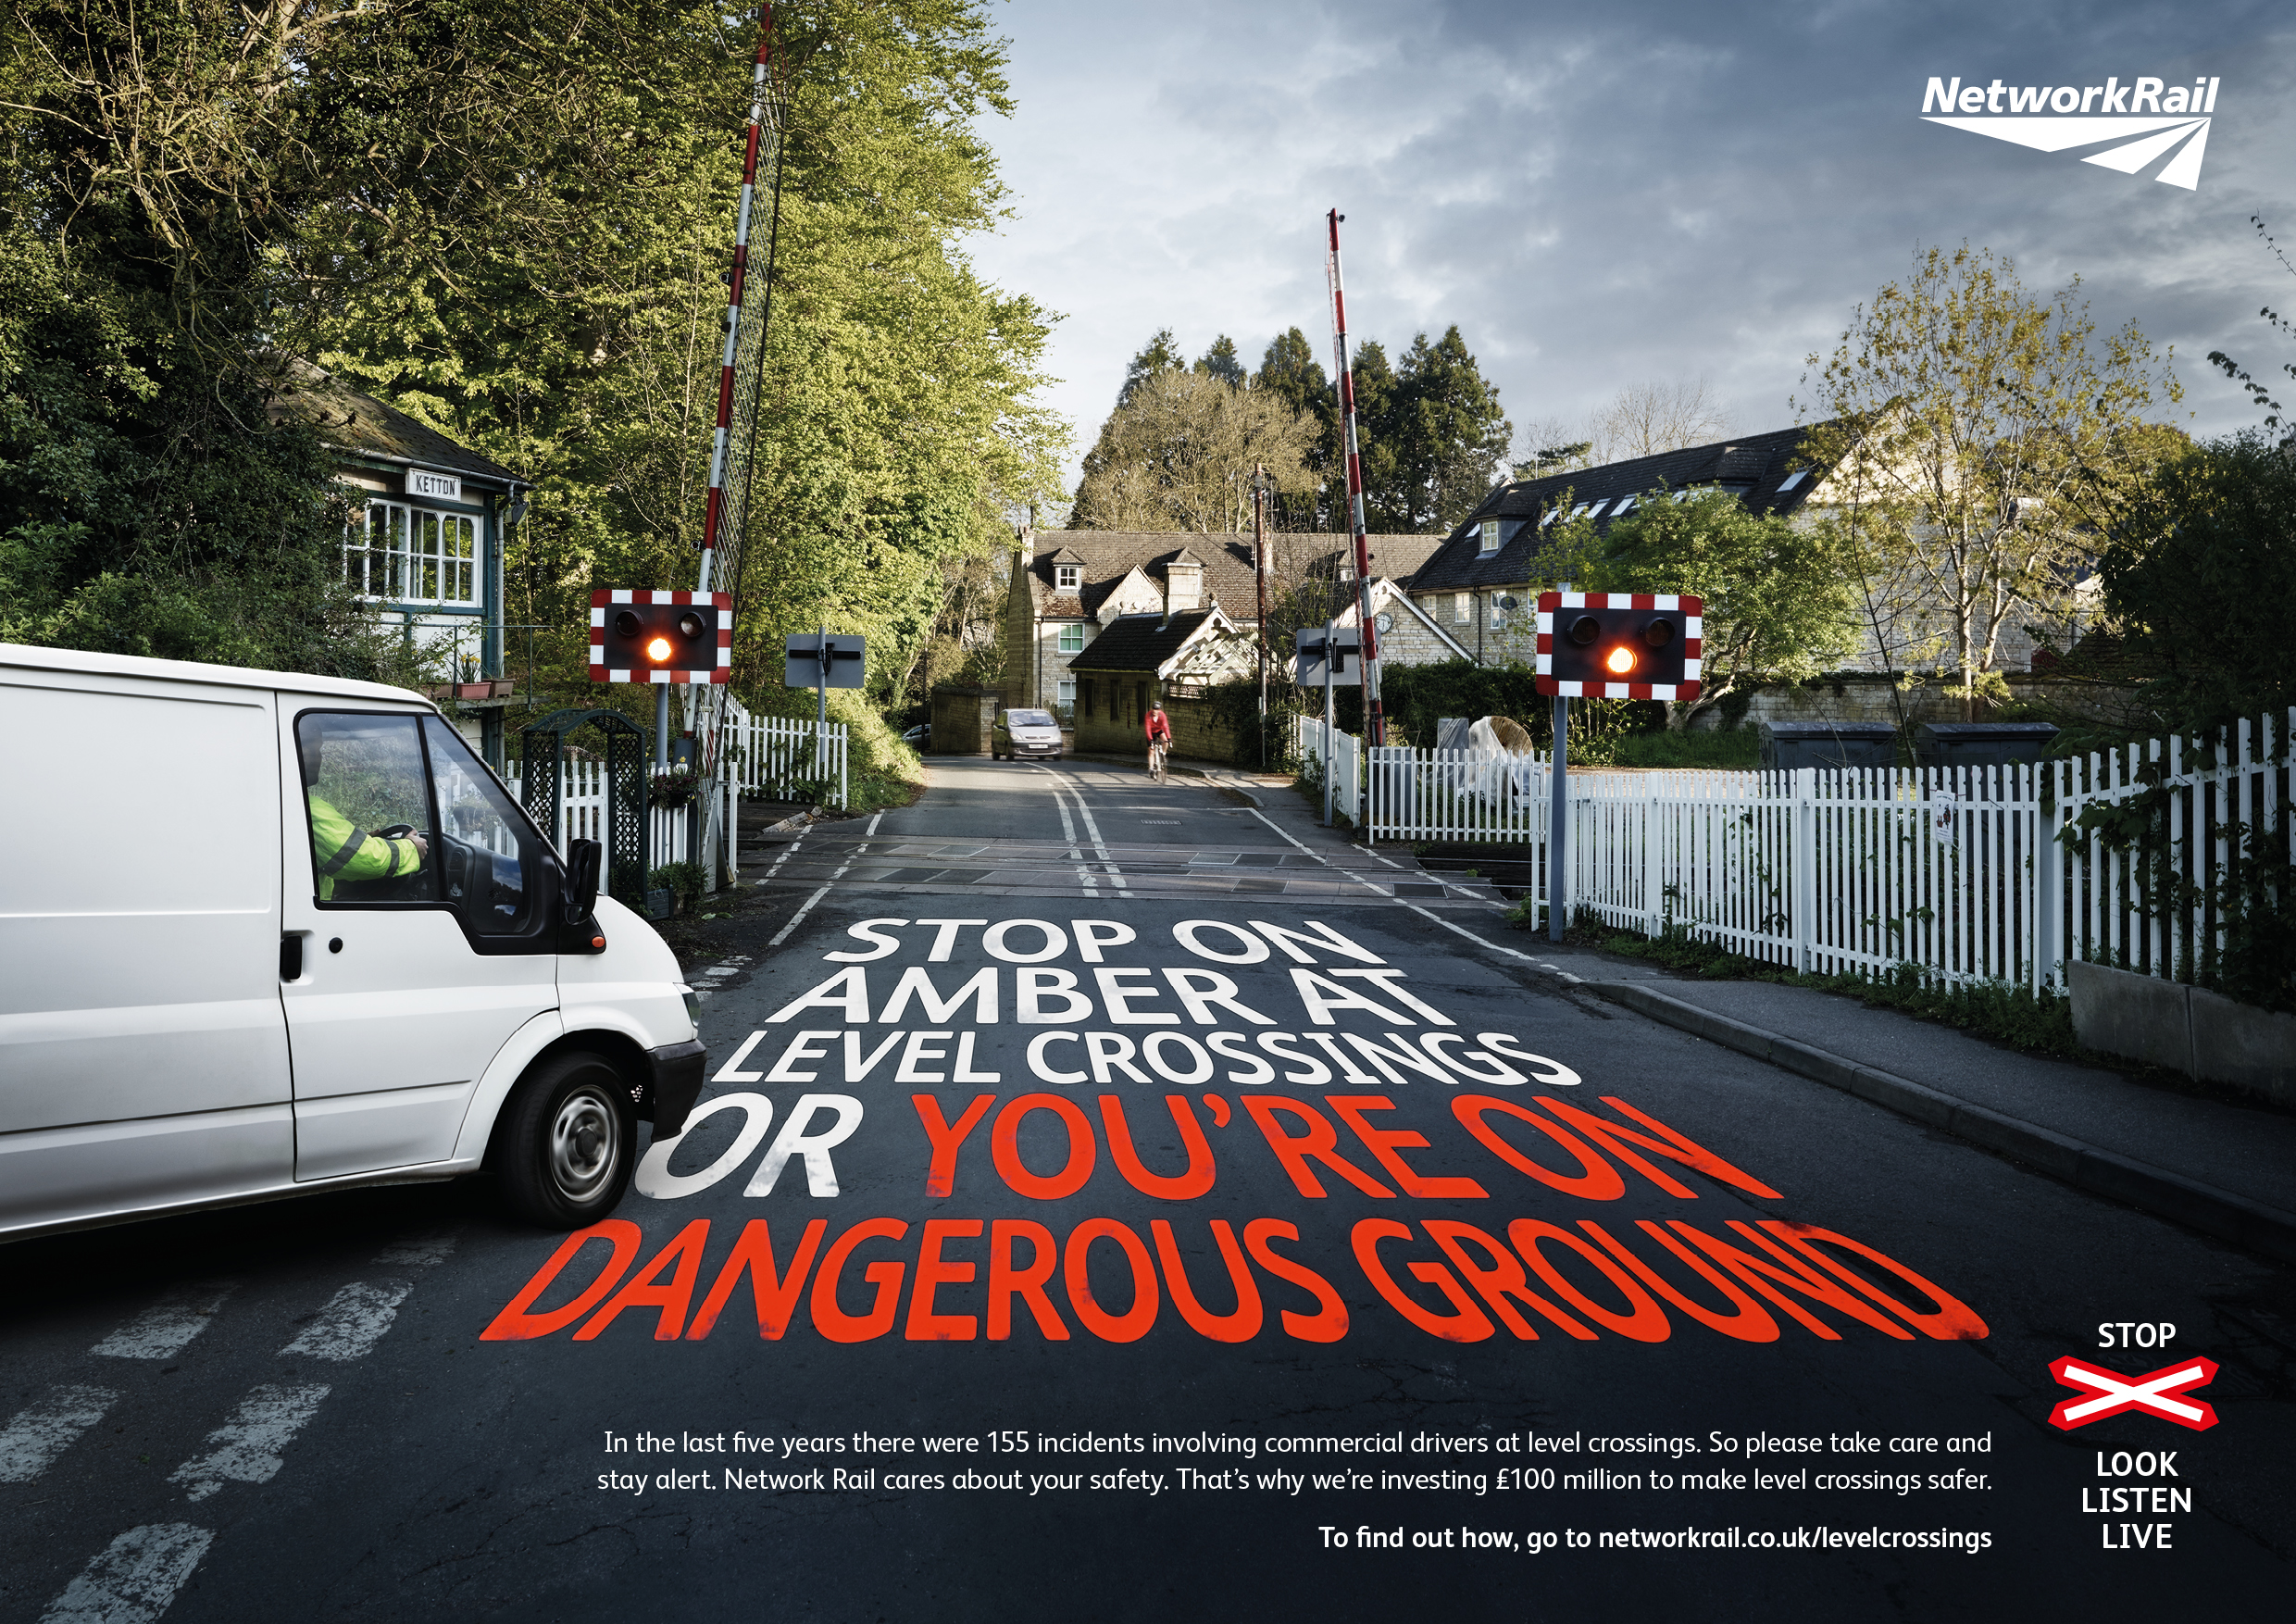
[270,360,530,761]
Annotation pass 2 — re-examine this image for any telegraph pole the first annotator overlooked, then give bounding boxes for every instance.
[1326,209,1384,745]
[1252,464,1270,768]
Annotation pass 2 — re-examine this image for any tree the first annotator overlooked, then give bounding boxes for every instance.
[1194,335,1244,386]
[1117,329,1186,406]
[1380,326,1511,532]
[1588,377,1728,463]
[0,0,1064,720]
[2207,216,2296,447]
[1069,369,1314,533]
[1572,489,1861,731]
[1796,244,2182,717]
[2101,431,2296,734]
[1254,327,1334,529]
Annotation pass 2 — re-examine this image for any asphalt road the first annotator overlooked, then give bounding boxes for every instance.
[2,758,2290,1621]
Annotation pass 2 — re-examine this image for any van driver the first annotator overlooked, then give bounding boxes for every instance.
[301,734,428,901]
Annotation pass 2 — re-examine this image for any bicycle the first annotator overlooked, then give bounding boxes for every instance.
[1147,741,1168,784]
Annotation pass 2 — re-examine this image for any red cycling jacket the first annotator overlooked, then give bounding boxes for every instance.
[1144,708,1172,744]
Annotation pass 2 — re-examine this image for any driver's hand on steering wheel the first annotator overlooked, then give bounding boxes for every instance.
[410,834,430,861]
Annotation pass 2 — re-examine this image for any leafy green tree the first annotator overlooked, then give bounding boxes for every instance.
[1796,244,2181,716]
[2207,216,2296,447]
[1,0,1063,733]
[1571,488,1860,731]
[2101,432,2296,734]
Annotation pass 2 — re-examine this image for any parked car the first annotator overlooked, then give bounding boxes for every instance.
[0,642,705,1242]
[992,707,1064,761]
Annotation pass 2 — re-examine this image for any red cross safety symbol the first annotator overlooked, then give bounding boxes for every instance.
[2047,1355,2220,1432]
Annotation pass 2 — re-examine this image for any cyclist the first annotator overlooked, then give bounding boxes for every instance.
[1144,699,1172,784]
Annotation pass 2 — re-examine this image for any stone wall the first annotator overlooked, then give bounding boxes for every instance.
[1691,673,2139,731]
[930,684,1001,755]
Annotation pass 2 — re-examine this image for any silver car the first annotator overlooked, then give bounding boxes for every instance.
[991,707,1064,761]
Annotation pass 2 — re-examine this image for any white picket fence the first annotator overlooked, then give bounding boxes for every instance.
[1356,707,2293,996]
[1292,715,1362,822]
[2050,709,2291,988]
[724,693,848,807]
[508,759,703,868]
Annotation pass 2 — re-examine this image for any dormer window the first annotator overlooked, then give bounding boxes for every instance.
[1478,520,1503,554]
[1054,563,1080,591]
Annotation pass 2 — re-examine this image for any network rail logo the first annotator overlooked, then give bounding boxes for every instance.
[1921,75,2219,190]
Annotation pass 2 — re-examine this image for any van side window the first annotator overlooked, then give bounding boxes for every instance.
[422,718,543,936]
[296,714,439,906]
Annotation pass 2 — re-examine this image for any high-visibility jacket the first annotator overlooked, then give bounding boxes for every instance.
[307,793,424,901]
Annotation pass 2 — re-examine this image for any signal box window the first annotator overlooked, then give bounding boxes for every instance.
[347,502,478,606]
[297,714,438,905]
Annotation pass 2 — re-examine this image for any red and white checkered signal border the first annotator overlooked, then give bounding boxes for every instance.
[1534,591,1703,701]
[588,589,733,684]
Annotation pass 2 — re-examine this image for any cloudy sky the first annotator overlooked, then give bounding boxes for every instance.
[958,0,2296,489]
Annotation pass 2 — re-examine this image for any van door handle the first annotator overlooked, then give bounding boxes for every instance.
[280,933,304,981]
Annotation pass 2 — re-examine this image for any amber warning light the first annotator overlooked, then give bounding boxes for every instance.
[646,636,673,662]
[1605,645,1636,675]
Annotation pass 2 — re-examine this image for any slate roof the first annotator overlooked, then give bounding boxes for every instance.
[1408,424,1826,593]
[1024,531,1437,618]
[1066,608,1233,673]
[268,358,524,488]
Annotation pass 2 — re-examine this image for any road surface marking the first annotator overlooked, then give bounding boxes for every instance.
[168,1383,331,1503]
[92,1283,240,1361]
[40,1523,213,1624]
[280,1280,415,1362]
[866,812,883,836]
[0,1385,119,1483]
[769,885,832,946]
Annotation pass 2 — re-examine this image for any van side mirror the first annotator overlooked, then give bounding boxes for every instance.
[563,839,602,924]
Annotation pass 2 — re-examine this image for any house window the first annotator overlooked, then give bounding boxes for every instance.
[1056,678,1076,718]
[1778,469,1809,491]
[1055,563,1081,591]
[1454,593,1470,624]
[348,501,478,606]
[1613,494,1638,517]
[1057,623,1085,655]
[1079,680,1094,717]
[1477,520,1502,555]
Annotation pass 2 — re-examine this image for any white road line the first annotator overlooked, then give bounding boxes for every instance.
[0,1385,119,1483]
[371,1229,458,1270]
[866,812,883,836]
[168,1383,330,1503]
[1029,765,1097,894]
[40,1523,214,1624]
[769,885,832,946]
[1045,767,1128,893]
[763,832,806,879]
[280,1280,414,1362]
[92,1282,240,1360]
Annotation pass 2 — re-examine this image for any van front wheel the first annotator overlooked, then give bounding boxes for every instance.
[498,1053,636,1227]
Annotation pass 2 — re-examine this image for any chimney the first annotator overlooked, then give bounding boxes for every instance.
[1165,548,1204,612]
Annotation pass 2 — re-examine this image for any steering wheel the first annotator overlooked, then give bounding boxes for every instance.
[375,823,416,838]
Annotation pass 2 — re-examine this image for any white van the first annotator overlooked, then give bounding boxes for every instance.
[0,643,705,1241]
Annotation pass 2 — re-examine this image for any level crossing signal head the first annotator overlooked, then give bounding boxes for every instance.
[590,590,732,684]
[1536,592,1702,699]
